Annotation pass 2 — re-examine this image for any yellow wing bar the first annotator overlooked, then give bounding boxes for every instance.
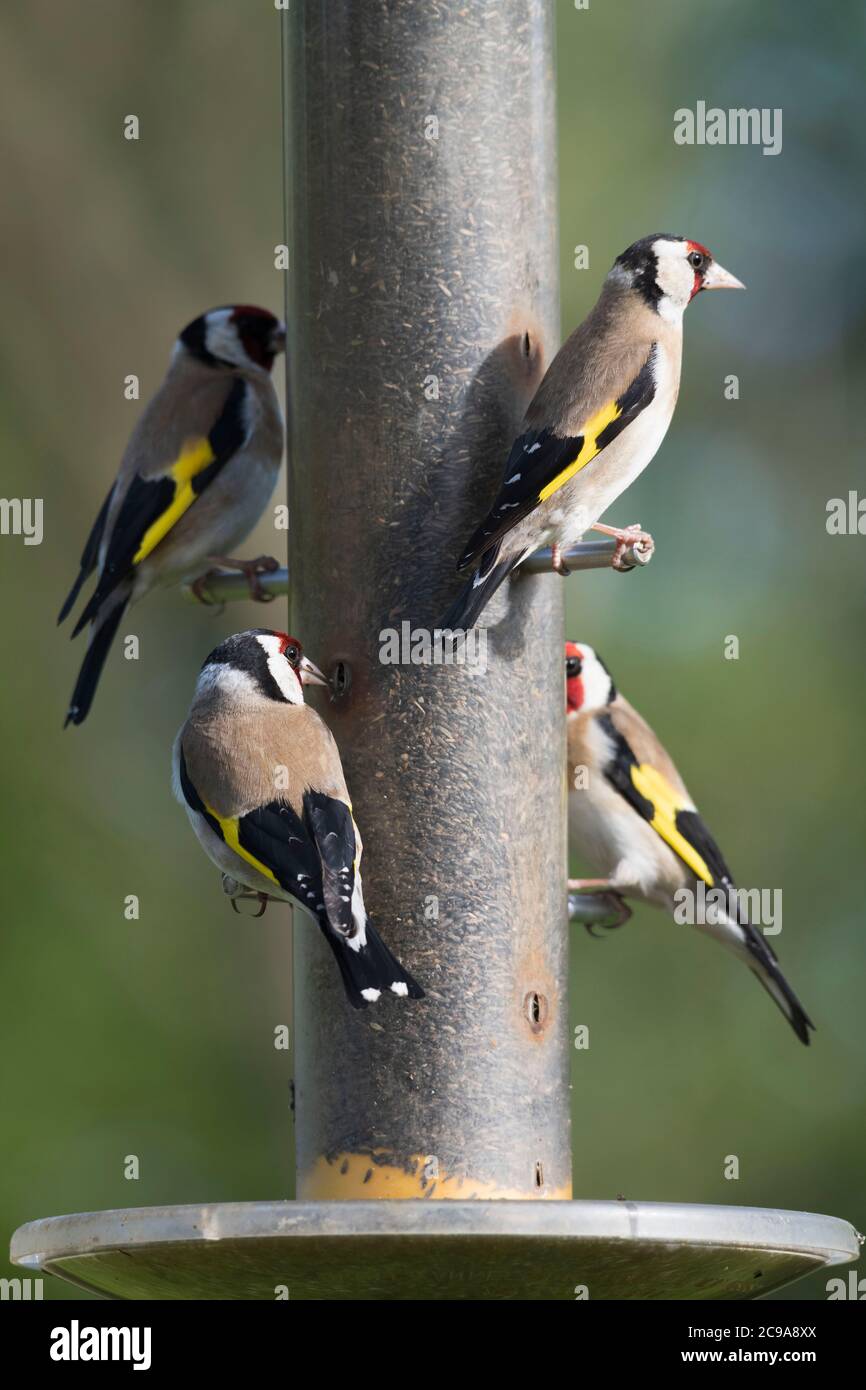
[537,397,622,502]
[205,798,280,887]
[132,437,216,565]
[629,762,715,887]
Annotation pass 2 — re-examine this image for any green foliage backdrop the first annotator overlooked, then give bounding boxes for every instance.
[1,0,862,1299]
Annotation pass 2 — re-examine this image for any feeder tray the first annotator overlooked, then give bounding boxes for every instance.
[11,1199,859,1301]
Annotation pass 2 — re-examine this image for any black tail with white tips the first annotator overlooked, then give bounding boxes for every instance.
[323,921,424,1011]
[439,542,514,633]
[704,905,814,1046]
[740,921,814,1046]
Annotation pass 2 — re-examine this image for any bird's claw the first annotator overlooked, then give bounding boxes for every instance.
[608,524,655,572]
[239,555,280,603]
[193,554,281,604]
[590,894,632,933]
[550,542,571,576]
[221,874,272,918]
[189,573,226,613]
[229,892,271,918]
[568,883,633,934]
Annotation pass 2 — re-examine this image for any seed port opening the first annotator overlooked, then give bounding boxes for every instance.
[524,990,548,1033]
[331,660,351,699]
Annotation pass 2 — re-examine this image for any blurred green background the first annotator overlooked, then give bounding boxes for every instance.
[1,0,862,1300]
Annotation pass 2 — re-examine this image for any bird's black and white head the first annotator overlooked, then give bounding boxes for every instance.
[565,641,616,714]
[196,630,327,707]
[178,305,287,373]
[609,235,744,323]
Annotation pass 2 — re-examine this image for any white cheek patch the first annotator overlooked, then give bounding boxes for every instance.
[203,309,243,365]
[578,644,613,709]
[254,633,304,704]
[652,239,693,319]
[266,655,303,703]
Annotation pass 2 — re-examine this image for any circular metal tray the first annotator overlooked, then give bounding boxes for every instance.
[11,1199,860,1300]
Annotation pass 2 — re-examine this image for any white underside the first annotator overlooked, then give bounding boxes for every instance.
[568,714,687,907]
[520,345,680,551]
[567,713,794,1022]
[568,718,760,966]
[131,449,279,603]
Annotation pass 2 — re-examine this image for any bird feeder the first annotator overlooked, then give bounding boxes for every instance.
[11,0,858,1300]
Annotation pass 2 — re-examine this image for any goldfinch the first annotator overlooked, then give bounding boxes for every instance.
[565,642,813,1045]
[173,628,424,1010]
[59,306,287,726]
[442,235,744,631]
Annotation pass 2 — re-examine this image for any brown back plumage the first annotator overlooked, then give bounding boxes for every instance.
[121,356,237,484]
[567,692,694,809]
[525,278,680,437]
[181,689,349,820]
[605,695,694,803]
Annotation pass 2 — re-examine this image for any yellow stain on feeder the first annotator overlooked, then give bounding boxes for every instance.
[299,1151,572,1201]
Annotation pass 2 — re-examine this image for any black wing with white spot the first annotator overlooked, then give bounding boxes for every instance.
[179,753,422,1011]
[457,429,580,570]
[234,800,324,911]
[179,749,326,917]
[303,791,358,937]
[71,379,249,632]
[227,792,358,938]
[457,345,658,571]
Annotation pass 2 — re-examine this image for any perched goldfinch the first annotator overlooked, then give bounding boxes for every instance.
[173,628,424,1010]
[565,642,813,1045]
[442,235,743,631]
[59,306,287,726]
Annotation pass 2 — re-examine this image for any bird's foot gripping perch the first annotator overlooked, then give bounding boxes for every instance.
[567,879,633,936]
[591,522,655,572]
[192,554,281,605]
[550,542,571,576]
[221,874,273,918]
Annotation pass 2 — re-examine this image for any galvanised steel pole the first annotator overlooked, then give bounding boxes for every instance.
[284,0,568,1201]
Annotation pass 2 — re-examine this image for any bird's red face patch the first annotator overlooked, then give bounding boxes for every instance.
[565,642,584,713]
[232,304,274,321]
[230,305,281,371]
[275,632,303,667]
[686,240,712,300]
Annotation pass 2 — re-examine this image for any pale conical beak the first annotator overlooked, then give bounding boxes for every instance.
[299,655,327,687]
[702,261,745,291]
